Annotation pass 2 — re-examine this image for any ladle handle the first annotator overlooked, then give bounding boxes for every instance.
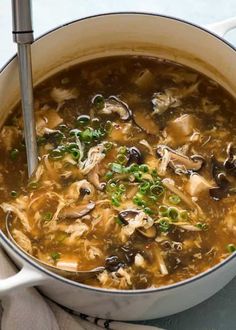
[11,0,38,177]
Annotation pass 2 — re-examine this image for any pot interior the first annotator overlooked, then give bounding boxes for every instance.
[0,13,235,127]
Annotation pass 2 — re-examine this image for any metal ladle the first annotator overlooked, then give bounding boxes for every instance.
[9,0,105,280]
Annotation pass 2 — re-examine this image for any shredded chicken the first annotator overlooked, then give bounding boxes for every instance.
[12,229,32,253]
[80,144,105,175]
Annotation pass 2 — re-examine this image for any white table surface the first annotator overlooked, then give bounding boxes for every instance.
[1,1,236,329]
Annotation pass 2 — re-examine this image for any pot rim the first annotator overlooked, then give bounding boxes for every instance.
[1,11,236,295]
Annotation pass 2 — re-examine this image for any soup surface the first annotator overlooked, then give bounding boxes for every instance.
[0,56,236,290]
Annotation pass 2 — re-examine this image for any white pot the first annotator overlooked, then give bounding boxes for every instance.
[0,13,236,321]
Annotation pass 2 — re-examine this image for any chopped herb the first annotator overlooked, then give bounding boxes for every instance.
[10,148,20,160]
[168,207,179,221]
[28,181,39,190]
[114,217,123,226]
[196,222,208,231]
[104,120,112,132]
[42,211,53,222]
[150,184,164,197]
[50,146,66,160]
[117,153,127,165]
[105,171,113,180]
[159,205,168,216]
[70,148,80,160]
[79,128,93,143]
[51,251,61,262]
[10,190,18,198]
[110,163,124,173]
[144,207,153,215]
[92,94,105,110]
[69,129,81,137]
[37,136,47,146]
[139,164,149,173]
[118,146,127,154]
[111,195,120,207]
[227,244,236,253]
[139,181,151,194]
[76,115,90,126]
[104,141,113,152]
[179,210,188,220]
[158,218,171,233]
[169,194,181,205]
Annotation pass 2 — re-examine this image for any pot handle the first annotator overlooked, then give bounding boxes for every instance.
[206,16,236,37]
[0,264,46,297]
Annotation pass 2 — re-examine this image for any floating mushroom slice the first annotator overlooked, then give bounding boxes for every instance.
[59,202,95,219]
[157,145,204,174]
[127,147,143,165]
[133,109,159,135]
[100,96,132,120]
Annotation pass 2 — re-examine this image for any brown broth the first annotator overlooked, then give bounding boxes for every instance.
[0,56,236,290]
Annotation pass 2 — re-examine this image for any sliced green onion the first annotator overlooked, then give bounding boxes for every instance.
[10,190,18,198]
[114,217,123,226]
[79,128,93,143]
[111,195,120,207]
[159,205,168,216]
[168,207,179,221]
[169,194,181,205]
[158,217,171,233]
[92,94,105,110]
[42,211,53,222]
[104,121,112,132]
[50,147,65,159]
[104,141,113,151]
[139,164,149,173]
[51,251,61,262]
[76,115,90,126]
[139,181,151,194]
[179,210,188,220]
[28,181,39,190]
[227,244,236,253]
[133,171,143,181]
[37,136,47,146]
[196,222,208,231]
[105,171,113,180]
[128,164,139,173]
[70,148,80,160]
[117,153,127,164]
[118,146,127,154]
[10,148,20,160]
[150,184,164,196]
[69,128,81,136]
[110,163,124,173]
[118,184,126,192]
[144,207,153,215]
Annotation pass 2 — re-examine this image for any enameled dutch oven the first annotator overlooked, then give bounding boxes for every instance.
[0,13,236,321]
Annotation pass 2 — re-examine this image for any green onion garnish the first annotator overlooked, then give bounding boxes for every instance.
[227,244,236,253]
[111,195,120,207]
[168,207,179,222]
[158,218,171,233]
[159,205,168,216]
[150,184,164,196]
[118,146,127,154]
[70,148,80,160]
[169,194,181,205]
[76,115,90,126]
[10,148,20,160]
[110,163,124,173]
[117,153,127,165]
[92,94,105,109]
[28,181,39,190]
[51,252,61,262]
[10,190,18,198]
[139,164,149,173]
[139,181,151,194]
[196,222,208,231]
[42,212,53,222]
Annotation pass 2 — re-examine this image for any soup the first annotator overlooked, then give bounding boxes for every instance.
[0,56,236,290]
